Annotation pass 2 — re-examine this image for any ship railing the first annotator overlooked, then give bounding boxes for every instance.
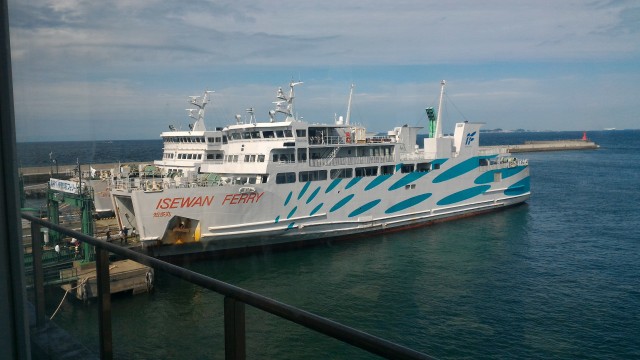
[22,213,432,360]
[480,158,529,172]
[309,155,394,167]
[309,135,347,145]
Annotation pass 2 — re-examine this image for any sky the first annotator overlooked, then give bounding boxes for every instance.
[8,0,640,142]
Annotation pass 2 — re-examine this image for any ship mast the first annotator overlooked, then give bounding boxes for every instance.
[435,80,445,138]
[187,90,214,131]
[345,83,354,125]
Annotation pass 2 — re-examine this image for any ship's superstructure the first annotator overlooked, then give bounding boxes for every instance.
[153,90,223,180]
[111,81,530,255]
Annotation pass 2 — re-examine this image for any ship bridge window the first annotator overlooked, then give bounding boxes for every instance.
[230,132,241,140]
[263,130,275,138]
[250,131,261,139]
[258,155,265,162]
[222,135,228,144]
[284,130,293,137]
[401,164,414,173]
[275,130,285,138]
[296,129,306,137]
[355,166,378,177]
[299,170,327,182]
[276,172,296,184]
[187,154,193,159]
[330,168,353,179]
[242,132,251,139]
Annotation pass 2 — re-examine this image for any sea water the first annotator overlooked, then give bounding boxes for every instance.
[25,130,640,359]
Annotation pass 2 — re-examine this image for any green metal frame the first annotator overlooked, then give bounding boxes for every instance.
[426,107,437,138]
[46,185,95,263]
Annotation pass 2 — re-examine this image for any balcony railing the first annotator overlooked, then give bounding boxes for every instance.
[22,213,432,360]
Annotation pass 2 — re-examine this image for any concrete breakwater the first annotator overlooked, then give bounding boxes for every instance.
[504,139,599,153]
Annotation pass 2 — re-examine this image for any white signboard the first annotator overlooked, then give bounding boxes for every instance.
[49,178,82,194]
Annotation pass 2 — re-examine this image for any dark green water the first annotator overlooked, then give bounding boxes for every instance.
[41,130,640,359]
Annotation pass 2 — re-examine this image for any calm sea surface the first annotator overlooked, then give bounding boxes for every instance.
[26,130,640,359]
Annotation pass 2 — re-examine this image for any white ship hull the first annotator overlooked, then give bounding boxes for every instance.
[113,152,530,255]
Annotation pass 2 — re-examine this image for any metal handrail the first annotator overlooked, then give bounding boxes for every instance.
[22,213,433,360]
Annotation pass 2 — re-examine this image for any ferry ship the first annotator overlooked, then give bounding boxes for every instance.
[111,81,530,255]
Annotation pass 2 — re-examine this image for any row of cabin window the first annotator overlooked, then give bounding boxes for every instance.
[227,129,306,141]
[162,153,203,160]
[164,136,225,144]
[274,163,439,184]
[163,135,303,144]
[165,136,206,143]
[224,154,266,163]
[178,153,203,160]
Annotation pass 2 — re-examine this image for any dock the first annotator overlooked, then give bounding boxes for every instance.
[20,162,147,185]
[60,259,153,300]
[20,161,147,198]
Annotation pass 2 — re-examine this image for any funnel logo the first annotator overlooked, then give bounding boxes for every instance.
[465,131,476,145]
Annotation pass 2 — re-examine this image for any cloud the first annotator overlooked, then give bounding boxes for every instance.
[11,0,640,68]
[7,0,640,140]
